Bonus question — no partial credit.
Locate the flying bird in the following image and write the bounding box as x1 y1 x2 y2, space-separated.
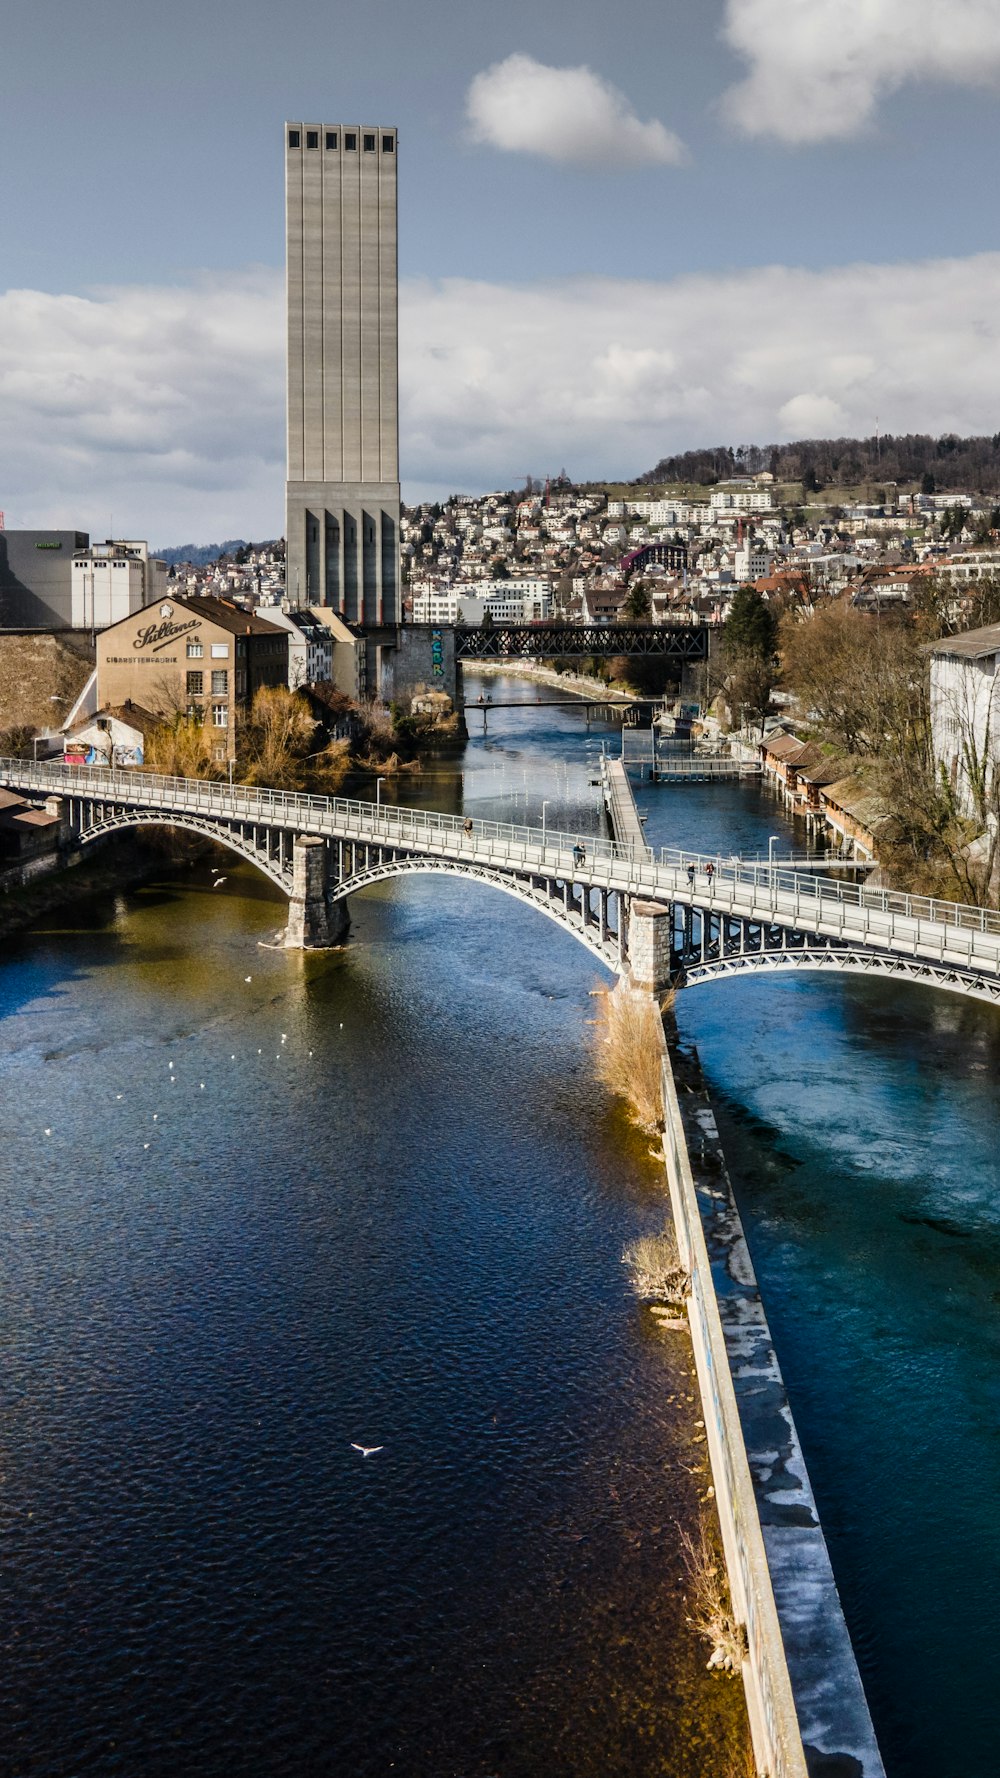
350 1443 383 1457
245 976 252 983
213 876 227 888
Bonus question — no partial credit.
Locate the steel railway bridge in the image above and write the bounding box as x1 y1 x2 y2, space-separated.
4 757 1000 1003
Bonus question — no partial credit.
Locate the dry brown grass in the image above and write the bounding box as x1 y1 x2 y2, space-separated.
592 984 664 1132
621 1225 689 1304
678 1513 748 1678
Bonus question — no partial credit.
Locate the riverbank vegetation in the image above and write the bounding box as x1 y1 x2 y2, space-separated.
777 589 1000 904
592 983 665 1132
678 1515 748 1680
622 1224 688 1305
145 685 456 797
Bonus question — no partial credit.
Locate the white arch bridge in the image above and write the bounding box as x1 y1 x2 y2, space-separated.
5 757 1000 1003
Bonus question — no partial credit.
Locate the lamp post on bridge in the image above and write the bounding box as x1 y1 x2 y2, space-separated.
541 799 549 846
768 834 779 869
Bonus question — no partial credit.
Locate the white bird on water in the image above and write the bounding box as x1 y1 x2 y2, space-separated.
350 1443 383 1457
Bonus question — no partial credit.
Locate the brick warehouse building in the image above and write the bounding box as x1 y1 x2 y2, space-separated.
96 594 288 762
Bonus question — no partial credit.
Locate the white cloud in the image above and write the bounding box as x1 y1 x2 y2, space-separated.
720 0 1000 142
465 53 686 168
0 270 284 542
4 251 1000 535
400 253 1000 489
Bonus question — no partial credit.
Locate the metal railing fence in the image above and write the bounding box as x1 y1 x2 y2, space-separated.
4 756 1000 946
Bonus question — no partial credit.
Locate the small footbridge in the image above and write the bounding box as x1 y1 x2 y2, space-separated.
4 757 1000 1004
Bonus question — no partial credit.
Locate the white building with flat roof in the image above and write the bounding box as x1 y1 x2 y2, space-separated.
71 541 168 630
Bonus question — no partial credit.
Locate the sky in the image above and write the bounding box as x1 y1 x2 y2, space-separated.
4 0 1000 542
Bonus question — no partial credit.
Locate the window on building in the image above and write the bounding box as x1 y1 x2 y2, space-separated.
306 130 319 149
326 131 337 150
288 129 300 148
186 639 203 658
382 135 394 152
186 702 203 721
345 132 357 150
211 670 228 694
212 704 228 728
363 133 375 151
210 642 228 658
236 670 247 696
186 671 203 695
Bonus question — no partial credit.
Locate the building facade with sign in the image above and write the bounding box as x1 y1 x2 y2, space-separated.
96 594 288 761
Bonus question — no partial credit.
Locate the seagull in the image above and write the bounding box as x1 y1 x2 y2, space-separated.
213 877 227 888
245 976 252 984
116 1094 123 1101
43 1128 51 1136
152 1114 158 1121
350 1444 383 1457
199 1082 205 1090
143 1142 150 1150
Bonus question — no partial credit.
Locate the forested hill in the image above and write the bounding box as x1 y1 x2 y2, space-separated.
638 433 1000 494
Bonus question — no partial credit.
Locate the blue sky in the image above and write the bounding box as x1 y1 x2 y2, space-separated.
4 0 1000 538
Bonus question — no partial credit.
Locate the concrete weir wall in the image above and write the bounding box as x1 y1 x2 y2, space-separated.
653 1013 885 1778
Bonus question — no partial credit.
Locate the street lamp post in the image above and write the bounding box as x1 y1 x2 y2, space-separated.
541 798 550 844
376 778 383 811
768 834 779 869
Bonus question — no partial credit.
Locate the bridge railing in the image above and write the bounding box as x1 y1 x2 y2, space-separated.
5 756 1000 942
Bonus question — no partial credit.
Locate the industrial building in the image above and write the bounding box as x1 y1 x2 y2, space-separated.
284 121 400 628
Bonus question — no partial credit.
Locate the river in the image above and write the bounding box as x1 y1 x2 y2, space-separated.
0 681 747 1778
4 677 997 1778
632 770 1000 1778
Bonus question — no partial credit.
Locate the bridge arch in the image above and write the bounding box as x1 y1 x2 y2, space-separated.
327 854 623 973
677 946 1000 1006
74 811 291 893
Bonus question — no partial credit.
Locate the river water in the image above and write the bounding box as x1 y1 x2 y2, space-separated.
0 681 748 1778
632 773 1000 1778
4 677 997 1778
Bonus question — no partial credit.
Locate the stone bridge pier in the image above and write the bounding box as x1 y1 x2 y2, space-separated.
283 836 349 949
627 900 673 993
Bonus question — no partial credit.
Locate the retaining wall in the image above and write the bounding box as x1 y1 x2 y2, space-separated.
654 1012 885 1778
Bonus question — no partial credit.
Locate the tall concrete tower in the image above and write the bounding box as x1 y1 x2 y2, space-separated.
285 122 399 626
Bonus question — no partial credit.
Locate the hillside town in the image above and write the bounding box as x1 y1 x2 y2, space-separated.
400 475 1000 627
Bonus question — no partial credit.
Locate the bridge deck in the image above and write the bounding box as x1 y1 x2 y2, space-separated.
601 760 651 858
4 758 1000 991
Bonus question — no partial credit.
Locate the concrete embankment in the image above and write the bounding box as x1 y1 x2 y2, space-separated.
655 1014 886 1778
0 835 193 940
464 659 632 702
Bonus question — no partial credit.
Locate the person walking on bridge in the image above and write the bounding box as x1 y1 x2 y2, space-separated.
705 861 715 887
686 863 696 888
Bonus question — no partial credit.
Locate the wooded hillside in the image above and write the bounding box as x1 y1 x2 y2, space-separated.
638 433 1000 494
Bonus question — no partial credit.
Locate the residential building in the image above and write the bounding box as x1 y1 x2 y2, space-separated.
284 121 400 626
928 624 1000 817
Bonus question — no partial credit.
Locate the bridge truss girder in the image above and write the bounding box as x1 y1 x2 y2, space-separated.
72 807 294 893
670 905 1000 1004
454 624 708 662
327 848 624 972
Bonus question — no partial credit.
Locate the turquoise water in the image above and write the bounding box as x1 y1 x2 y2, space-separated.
634 775 1000 1777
